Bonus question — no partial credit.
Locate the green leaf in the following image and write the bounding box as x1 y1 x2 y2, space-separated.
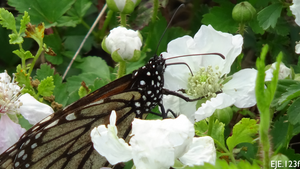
248 17 265 35
194 120 208 136
226 118 259 152
35 63 55 81
270 116 289 149
0 8 16 31
89 78 110 92
53 74 68 107
273 17 289 36
287 97 300 125
8 0 76 28
15 65 32 89
75 57 111 81
278 83 300 104
20 11 30 34
56 16 80 27
202 2 239 33
38 76 55 97
257 3 282 29
67 0 92 18
66 72 101 93
211 120 225 148
9 33 23 44
13 50 34 60
44 34 63 65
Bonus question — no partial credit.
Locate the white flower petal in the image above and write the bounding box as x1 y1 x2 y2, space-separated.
162 95 197 123
179 136 216 166
195 93 235 122
91 111 132 165
0 114 26 153
290 0 300 26
0 71 11 83
265 62 291 81
130 115 194 169
223 69 257 108
19 93 54 125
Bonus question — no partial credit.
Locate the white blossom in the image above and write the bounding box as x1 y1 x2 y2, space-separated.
265 62 291 81
290 0 300 26
0 71 53 153
102 26 142 62
161 25 257 122
91 111 216 169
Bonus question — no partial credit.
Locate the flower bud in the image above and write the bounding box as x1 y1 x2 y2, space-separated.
102 26 142 62
107 0 141 14
214 107 233 125
232 1 256 23
270 154 289 169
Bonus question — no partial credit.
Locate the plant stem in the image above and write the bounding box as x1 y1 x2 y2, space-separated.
120 13 127 27
100 9 114 39
117 61 126 78
28 43 43 76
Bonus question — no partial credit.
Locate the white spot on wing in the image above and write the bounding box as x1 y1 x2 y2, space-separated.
35 132 42 139
22 154 28 160
31 143 37 149
135 102 141 107
39 116 52 123
17 150 25 158
25 163 30 168
66 113 76 121
140 80 146 86
15 162 19 167
44 119 59 129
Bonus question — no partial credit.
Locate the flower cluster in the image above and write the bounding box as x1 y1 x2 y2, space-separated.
0 71 53 153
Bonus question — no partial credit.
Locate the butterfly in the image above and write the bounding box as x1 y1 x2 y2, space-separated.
0 53 204 169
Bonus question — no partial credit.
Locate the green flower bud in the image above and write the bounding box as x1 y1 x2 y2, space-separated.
270 154 289 169
214 107 233 125
232 1 256 23
107 0 141 14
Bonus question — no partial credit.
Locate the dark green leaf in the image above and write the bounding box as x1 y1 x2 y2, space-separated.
202 2 239 33
75 56 111 81
66 72 101 93
270 116 289 149
8 0 76 27
257 3 282 29
287 97 300 125
44 34 63 65
278 83 300 104
67 0 92 18
53 74 69 107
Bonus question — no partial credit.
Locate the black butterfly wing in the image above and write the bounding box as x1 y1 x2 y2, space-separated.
0 74 141 169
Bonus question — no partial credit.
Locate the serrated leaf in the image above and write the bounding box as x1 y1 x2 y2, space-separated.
278 83 300 104
287 97 300 125
257 3 282 29
75 57 111 81
248 17 265 35
0 8 16 31
226 118 259 152
15 65 31 89
9 33 23 44
20 11 30 34
211 120 225 147
273 17 289 36
56 16 80 27
35 64 55 81
53 74 68 107
38 76 55 97
8 0 76 28
202 2 239 33
89 78 110 92
13 50 34 60
270 116 289 149
194 120 208 136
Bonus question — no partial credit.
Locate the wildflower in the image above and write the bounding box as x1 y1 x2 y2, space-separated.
91 111 216 168
0 71 53 153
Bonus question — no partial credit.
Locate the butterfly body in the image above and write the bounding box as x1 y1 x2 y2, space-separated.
0 55 166 169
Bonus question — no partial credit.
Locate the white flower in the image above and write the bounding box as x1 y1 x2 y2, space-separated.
91 111 216 169
107 0 141 14
265 62 291 81
296 42 300 54
161 25 257 122
290 0 300 26
0 71 54 153
102 26 142 62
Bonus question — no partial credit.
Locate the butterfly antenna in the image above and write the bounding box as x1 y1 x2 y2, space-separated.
154 4 185 55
